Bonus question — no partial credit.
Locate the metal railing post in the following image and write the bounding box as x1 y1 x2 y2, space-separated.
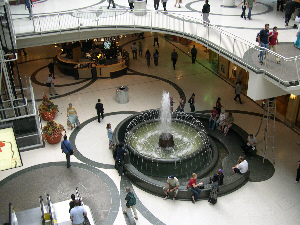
295 56 300 82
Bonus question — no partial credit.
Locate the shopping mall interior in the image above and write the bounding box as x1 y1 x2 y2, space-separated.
0 0 300 224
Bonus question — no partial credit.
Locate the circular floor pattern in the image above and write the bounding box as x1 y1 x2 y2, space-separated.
0 162 119 225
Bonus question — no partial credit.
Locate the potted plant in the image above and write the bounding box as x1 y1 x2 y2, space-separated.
42 120 65 144
38 93 58 121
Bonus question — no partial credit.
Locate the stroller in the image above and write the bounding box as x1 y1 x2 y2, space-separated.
208 174 218 205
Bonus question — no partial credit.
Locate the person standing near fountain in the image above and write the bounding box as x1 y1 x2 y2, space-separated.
163 175 179 202
106 123 114 149
179 96 185 112
188 173 203 204
116 143 127 176
188 93 195 112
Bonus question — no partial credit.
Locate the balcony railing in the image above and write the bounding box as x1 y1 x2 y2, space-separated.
10 9 300 87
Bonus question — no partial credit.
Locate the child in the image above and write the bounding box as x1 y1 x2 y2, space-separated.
106 123 113 149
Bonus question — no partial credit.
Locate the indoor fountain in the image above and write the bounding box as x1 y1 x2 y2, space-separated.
116 91 214 177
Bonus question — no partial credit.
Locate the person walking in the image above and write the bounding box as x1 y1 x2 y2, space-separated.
277 0 284 11
285 0 295 27
234 81 243 104
268 26 280 64
153 49 159 66
107 0 116 9
246 0 257 20
201 0 210 23
46 74 58 96
154 0 159 10
174 0 182 8
257 23 270 65
129 0 134 10
138 41 143 57
145 49 151 68
70 200 87 225
171 49 178 70
131 42 137 60
295 25 300 49
237 0 247 20
162 0 167 11
153 33 159 47
67 103 79 130
123 187 138 220
191 45 197 64
95 99 104 123
61 135 74 168
48 61 55 78
25 0 32 19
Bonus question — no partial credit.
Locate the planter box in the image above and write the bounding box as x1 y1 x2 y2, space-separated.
40 110 56 121
46 133 62 144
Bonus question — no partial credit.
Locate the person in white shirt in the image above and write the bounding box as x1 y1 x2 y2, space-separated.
232 156 248 174
241 134 257 156
70 200 87 225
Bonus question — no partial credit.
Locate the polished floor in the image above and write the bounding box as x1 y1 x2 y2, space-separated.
0 0 300 225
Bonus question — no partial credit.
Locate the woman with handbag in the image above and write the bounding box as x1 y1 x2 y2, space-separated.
67 103 79 130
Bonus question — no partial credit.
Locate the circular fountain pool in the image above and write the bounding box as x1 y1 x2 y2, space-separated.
114 91 214 177
128 120 204 159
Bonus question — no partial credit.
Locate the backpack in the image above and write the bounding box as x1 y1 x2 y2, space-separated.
255 32 260 42
127 193 136 206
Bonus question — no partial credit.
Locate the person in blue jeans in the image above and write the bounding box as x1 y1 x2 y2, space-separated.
247 0 257 20
257 24 270 65
188 173 203 204
209 107 218 130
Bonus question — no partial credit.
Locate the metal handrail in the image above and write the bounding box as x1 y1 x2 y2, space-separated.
10 9 300 86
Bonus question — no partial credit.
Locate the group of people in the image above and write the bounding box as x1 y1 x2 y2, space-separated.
177 93 195 112
257 24 280 65
208 97 234 136
236 0 257 20
162 170 224 204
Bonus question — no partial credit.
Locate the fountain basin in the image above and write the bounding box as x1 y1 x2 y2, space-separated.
116 110 213 177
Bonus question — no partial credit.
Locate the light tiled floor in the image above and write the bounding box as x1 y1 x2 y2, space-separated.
1 0 300 224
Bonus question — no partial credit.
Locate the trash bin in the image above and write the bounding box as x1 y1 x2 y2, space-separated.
116 86 129 104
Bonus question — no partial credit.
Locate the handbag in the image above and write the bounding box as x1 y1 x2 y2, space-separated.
76 117 80 127
83 216 91 225
46 82 51 87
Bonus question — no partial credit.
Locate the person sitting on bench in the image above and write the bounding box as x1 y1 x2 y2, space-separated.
241 134 257 156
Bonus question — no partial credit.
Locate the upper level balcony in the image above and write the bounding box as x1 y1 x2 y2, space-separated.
4 0 300 97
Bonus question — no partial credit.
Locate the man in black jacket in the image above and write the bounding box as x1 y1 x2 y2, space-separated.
285 0 295 27
95 99 104 123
